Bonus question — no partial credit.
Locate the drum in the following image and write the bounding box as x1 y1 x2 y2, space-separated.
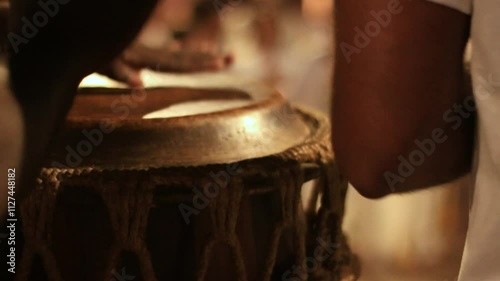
15 76 359 281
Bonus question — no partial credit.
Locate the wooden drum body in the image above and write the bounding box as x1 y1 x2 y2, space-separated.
16 76 359 281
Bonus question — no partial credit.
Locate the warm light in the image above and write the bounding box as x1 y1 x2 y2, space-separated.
302 0 332 24
143 100 252 119
79 73 125 88
242 116 258 133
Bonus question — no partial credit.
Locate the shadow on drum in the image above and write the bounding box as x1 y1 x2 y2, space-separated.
15 84 360 281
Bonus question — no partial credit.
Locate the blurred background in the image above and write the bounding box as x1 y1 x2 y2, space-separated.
82 0 472 280
205 0 470 280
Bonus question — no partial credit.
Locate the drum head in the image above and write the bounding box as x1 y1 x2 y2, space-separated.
48 73 311 169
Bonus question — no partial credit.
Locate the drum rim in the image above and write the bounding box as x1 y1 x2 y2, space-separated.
69 81 284 128
48 77 319 169
45 106 328 170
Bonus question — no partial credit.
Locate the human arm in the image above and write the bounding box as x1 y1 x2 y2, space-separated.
332 0 474 198
8 0 158 202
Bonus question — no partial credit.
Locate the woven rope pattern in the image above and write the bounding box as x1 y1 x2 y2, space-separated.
17 108 360 281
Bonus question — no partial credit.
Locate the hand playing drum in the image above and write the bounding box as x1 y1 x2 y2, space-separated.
99 0 233 87
5 0 232 209
12 77 360 281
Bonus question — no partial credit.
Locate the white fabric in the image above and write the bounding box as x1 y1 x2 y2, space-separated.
426 1 500 280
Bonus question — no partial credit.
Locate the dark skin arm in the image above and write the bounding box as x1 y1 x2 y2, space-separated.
333 0 474 198
8 0 158 202
3 0 230 216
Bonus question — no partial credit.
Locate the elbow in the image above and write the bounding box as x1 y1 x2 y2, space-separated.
348 176 392 199
334 145 396 199
341 165 393 199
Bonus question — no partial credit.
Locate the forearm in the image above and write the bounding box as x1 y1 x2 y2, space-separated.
7 0 158 200
9 66 80 201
